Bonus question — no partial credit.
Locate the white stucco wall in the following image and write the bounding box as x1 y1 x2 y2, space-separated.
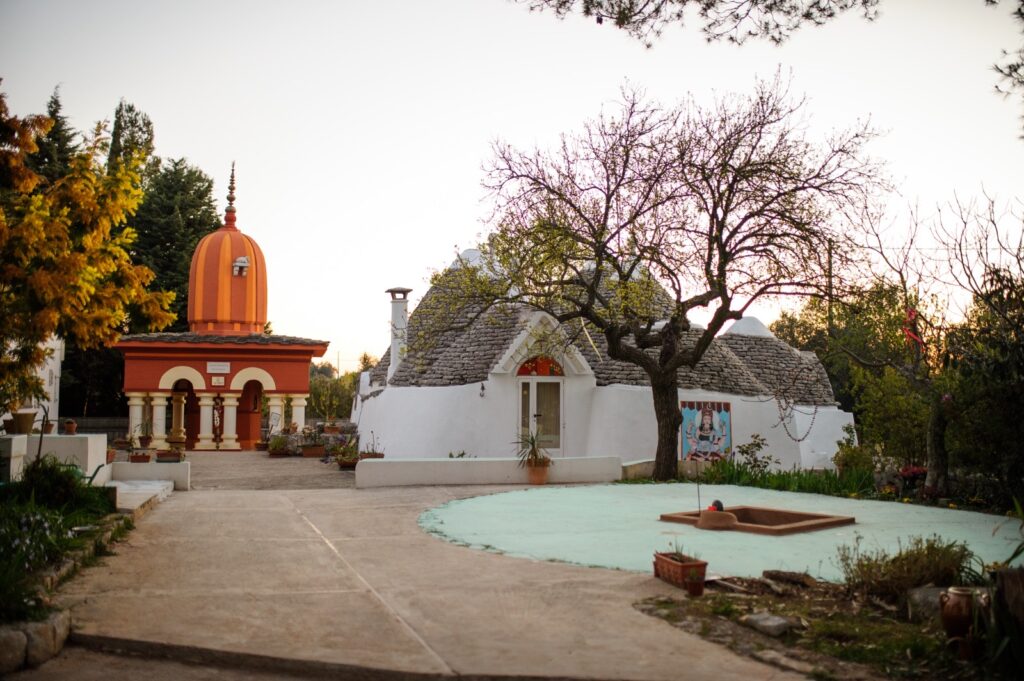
357 373 853 468
794 405 854 470
1 337 64 425
357 382 513 458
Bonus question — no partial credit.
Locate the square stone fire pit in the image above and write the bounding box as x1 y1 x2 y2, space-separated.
660 506 855 536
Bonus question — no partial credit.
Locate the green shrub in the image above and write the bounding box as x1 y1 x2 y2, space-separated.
733 434 778 474
831 423 876 474
836 534 975 604
696 458 874 497
0 455 114 517
0 500 75 622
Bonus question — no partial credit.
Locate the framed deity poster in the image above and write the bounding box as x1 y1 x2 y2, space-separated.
680 401 733 461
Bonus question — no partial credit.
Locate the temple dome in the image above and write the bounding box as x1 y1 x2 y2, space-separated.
187 166 268 335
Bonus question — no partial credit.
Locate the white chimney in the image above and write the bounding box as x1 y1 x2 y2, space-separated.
386 287 412 379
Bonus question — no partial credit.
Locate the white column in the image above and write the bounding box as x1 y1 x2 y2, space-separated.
290 395 307 430
126 392 146 444
169 393 187 448
267 395 284 436
196 392 217 450
150 393 169 450
220 394 240 450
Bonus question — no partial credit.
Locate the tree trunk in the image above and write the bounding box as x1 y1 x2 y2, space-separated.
924 393 950 497
651 376 682 481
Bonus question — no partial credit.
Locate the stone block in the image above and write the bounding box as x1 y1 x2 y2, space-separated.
51 609 70 650
22 616 57 667
740 612 793 637
0 627 27 674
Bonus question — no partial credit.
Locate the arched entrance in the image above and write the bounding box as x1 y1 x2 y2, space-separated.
171 379 199 450
236 380 264 449
516 356 564 456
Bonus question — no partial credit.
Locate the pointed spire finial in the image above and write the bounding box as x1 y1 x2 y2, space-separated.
224 162 237 228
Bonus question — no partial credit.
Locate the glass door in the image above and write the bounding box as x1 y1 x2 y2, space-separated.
519 379 562 455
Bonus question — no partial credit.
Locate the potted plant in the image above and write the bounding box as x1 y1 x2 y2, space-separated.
156 448 185 463
128 438 152 463
653 544 707 595
358 431 384 461
254 439 268 451
331 438 360 469
515 430 552 485
267 434 291 457
106 447 117 464
135 420 153 448
63 418 77 435
299 427 325 457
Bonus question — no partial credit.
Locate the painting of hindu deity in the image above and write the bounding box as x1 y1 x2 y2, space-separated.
681 401 732 461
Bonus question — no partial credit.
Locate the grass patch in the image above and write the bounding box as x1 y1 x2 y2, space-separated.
804 613 942 665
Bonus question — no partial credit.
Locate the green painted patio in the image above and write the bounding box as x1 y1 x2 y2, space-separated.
420 483 1022 581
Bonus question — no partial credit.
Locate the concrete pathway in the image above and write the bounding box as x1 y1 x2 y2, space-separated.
24 456 804 680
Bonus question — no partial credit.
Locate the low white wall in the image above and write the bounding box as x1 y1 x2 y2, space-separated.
355 456 622 488
25 434 111 485
795 405 854 470
111 461 190 491
1 434 27 482
621 458 655 480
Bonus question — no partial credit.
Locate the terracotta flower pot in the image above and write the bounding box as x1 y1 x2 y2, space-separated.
653 552 708 593
527 464 549 485
323 424 341 434
106 448 117 464
301 444 325 458
63 420 78 435
43 421 55 434
129 452 152 463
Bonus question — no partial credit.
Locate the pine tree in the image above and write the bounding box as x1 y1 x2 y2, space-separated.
27 87 79 184
130 158 220 332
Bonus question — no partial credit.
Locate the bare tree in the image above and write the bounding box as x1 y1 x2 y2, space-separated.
438 77 883 480
518 0 878 46
519 0 1024 135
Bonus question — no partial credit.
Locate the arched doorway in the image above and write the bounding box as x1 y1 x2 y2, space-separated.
516 356 564 456
236 380 264 449
171 379 199 449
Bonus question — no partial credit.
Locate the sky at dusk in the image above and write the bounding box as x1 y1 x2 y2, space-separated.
2 0 1022 371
